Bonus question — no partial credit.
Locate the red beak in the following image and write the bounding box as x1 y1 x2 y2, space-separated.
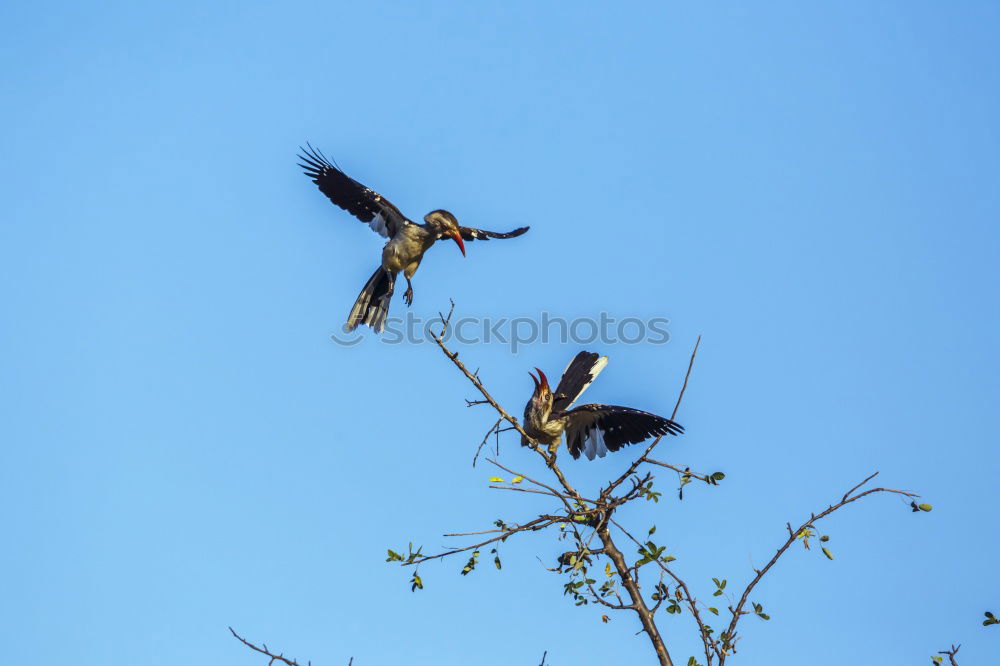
534 367 549 390
449 230 466 257
529 371 539 390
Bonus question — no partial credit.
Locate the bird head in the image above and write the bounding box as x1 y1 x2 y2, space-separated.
528 367 553 412
424 209 466 257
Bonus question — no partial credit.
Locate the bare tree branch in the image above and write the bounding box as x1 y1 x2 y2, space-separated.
230 627 340 666
938 644 960 666
717 473 919 663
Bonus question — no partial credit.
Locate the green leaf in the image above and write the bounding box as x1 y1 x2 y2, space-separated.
708 607 719 615
461 551 481 575
822 547 834 560
648 525 657 536
711 472 725 481
918 503 932 512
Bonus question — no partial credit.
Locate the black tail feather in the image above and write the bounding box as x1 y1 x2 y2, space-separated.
346 267 394 333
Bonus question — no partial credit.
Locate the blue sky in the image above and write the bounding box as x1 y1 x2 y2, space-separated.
2 1 998 664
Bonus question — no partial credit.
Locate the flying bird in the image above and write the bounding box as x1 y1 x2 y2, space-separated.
522 352 684 460
298 145 530 333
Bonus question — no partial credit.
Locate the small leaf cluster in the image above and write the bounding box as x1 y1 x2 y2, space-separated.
633 525 676 571
461 550 480 576
677 470 725 500
386 543 423 566
561 558 597 606
798 528 835 560
461 547 502 576
984 610 999 626
638 480 662 503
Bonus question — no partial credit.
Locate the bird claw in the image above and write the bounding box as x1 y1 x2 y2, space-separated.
403 286 414 307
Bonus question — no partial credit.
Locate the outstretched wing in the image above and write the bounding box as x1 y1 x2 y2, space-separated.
298 144 409 238
457 225 530 242
562 405 683 461
552 351 608 413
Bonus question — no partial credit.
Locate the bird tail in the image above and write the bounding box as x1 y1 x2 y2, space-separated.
345 267 394 333
552 351 609 411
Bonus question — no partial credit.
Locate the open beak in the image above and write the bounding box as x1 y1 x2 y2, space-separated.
449 230 466 257
533 367 549 391
529 371 539 390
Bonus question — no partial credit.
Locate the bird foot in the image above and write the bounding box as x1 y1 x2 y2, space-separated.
403 286 414 307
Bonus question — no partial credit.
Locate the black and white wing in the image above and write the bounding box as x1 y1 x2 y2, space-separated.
552 351 609 413
457 225 530 242
298 144 409 238
562 405 683 461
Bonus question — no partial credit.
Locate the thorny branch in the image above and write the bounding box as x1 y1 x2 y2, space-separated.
230 627 352 666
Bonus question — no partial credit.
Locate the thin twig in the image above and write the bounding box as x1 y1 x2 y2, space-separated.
671 335 701 421
489 485 563 499
602 336 701 501
230 627 317 666
938 644 960 666
644 460 715 483
841 471 879 502
473 418 503 467
404 516 563 565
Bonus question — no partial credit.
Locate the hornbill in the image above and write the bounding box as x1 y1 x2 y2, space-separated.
522 352 684 460
298 145 530 333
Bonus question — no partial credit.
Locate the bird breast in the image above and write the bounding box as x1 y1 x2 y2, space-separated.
382 231 428 274
523 406 565 446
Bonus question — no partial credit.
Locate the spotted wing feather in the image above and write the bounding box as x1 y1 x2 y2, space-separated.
458 225 530 241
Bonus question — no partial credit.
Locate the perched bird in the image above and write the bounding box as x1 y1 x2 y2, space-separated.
522 352 684 460
298 145 530 333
